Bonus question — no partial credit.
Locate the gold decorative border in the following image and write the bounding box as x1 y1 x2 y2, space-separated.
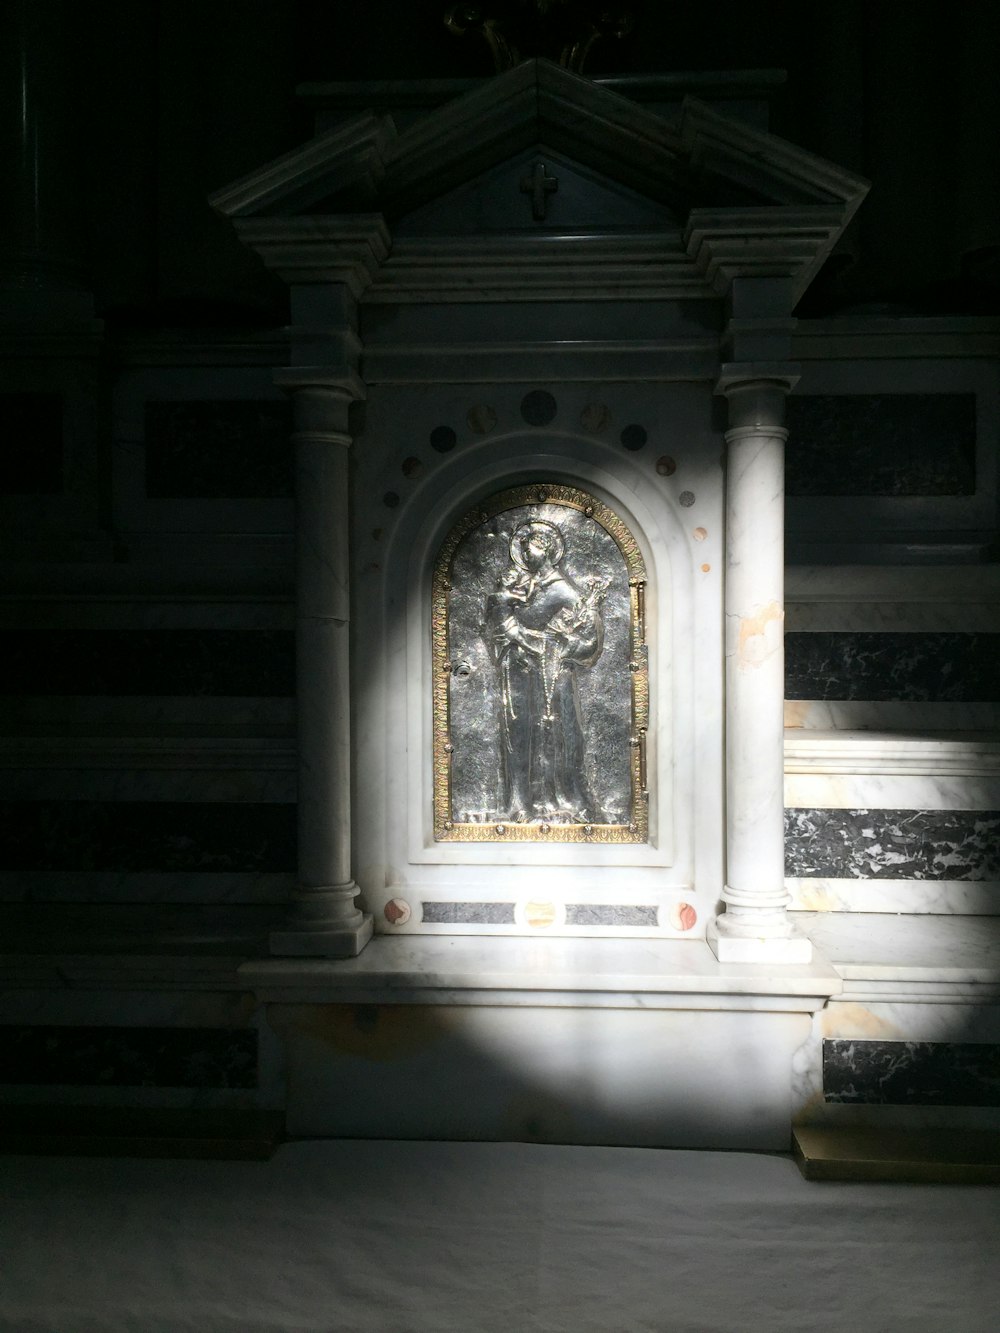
433 483 649 843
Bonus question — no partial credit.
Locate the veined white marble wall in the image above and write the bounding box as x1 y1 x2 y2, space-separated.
794 998 1000 1133
783 564 1000 915
792 914 1000 1131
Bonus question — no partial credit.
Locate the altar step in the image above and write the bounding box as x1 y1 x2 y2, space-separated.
0 1106 285 1160
793 1125 1000 1184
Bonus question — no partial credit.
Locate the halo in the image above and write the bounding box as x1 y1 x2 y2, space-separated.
509 520 565 571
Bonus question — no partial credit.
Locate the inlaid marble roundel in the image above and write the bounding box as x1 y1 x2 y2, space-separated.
430 426 457 453
620 424 647 451
432 482 649 844
520 390 558 426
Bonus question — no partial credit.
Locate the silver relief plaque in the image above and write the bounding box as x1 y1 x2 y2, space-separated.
433 484 648 842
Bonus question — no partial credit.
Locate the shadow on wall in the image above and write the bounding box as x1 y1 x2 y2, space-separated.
267 997 815 1152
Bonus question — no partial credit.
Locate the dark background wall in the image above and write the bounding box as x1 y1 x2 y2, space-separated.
4 0 999 328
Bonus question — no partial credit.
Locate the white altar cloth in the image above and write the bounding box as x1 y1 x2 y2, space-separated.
2 1140 997 1332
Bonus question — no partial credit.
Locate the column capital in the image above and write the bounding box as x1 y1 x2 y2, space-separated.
716 366 800 436
273 368 366 401
274 374 365 443
715 363 800 398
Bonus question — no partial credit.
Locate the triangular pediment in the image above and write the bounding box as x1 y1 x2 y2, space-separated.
212 59 868 302
212 59 865 224
394 147 678 237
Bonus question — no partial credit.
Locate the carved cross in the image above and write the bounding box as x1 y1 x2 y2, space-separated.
520 161 558 220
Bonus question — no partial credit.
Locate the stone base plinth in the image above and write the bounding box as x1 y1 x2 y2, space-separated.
270 914 374 958
707 915 813 964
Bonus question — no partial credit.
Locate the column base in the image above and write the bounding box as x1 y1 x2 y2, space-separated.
707 913 812 964
270 882 374 957
270 913 374 958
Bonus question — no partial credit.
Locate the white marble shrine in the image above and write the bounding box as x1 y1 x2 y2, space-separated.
207 60 890 1143
3 50 996 1162
214 60 868 964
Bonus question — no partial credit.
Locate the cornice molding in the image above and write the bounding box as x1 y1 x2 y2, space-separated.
686 206 853 301
364 231 709 302
680 97 869 214
209 113 395 218
231 216 390 293
362 337 720 384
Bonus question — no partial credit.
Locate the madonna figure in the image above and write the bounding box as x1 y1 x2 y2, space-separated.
485 519 607 822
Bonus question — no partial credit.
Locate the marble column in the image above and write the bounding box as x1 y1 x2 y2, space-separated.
708 371 811 964
270 379 373 957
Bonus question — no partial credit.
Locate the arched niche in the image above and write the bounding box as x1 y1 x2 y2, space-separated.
432 482 648 844
351 416 718 939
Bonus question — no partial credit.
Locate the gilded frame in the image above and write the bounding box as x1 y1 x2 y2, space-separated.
432 483 649 843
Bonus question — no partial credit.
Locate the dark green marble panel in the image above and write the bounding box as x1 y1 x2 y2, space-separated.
824 1040 1000 1106
786 394 976 496
785 632 1000 702
145 400 293 498
785 808 1000 880
0 801 296 872
0 629 294 696
0 393 64 495
0 1025 257 1088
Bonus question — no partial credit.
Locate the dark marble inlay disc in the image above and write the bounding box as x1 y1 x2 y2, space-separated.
520 391 557 426
430 426 457 453
620 424 647 451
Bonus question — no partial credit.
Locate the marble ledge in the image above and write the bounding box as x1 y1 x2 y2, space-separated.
0 953 254 992
830 980 1000 1004
785 565 1000 604
798 912 1000 985
238 936 842 1010
783 730 1000 777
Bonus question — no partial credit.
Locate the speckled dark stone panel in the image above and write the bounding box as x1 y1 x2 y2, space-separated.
824 1039 1000 1106
420 902 516 924
785 394 976 496
145 401 293 498
785 633 1000 702
785 808 1000 880
0 802 296 872
565 905 658 926
0 393 63 495
0 629 294 695
0 1025 257 1088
